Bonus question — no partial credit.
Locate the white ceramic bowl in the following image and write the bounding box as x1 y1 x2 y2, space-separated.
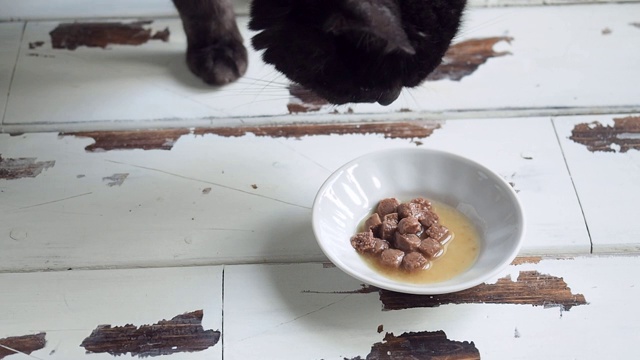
312 148 525 294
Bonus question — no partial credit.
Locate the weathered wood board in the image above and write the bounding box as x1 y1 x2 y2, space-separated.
553 114 640 253
0 266 223 359
2 4 640 132
0 2 638 360
0 256 637 359
0 114 592 271
1 0 638 20
223 256 640 360
0 23 22 121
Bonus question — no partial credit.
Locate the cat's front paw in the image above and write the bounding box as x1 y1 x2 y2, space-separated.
186 39 248 85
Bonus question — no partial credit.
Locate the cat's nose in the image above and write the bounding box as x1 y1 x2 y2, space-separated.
376 86 402 106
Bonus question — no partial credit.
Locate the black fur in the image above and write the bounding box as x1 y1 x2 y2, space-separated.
174 0 467 105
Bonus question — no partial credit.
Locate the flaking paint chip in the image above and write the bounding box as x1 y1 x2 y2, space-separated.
0 155 55 180
103 173 129 187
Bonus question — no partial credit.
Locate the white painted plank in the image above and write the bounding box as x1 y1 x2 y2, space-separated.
0 22 22 125
412 117 590 255
0 266 223 359
3 4 640 132
553 114 640 253
223 256 640 360
3 17 286 128
0 115 589 272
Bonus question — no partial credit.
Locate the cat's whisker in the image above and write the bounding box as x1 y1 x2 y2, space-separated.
400 87 419 111
218 87 288 93
228 96 293 110
238 76 290 86
455 11 513 39
0 344 46 360
242 74 291 103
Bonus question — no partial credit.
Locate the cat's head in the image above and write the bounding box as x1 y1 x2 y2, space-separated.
249 0 466 105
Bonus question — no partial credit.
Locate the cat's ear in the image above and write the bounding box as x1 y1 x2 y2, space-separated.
323 0 415 55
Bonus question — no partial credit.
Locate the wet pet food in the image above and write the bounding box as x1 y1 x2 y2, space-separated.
351 197 451 272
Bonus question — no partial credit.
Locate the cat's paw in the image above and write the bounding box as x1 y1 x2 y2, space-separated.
186 39 248 85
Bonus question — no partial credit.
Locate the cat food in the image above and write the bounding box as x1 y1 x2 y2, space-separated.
350 197 453 272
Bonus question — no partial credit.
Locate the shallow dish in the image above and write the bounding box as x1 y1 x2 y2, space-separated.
312 148 525 294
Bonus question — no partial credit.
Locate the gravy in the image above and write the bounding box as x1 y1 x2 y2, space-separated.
361 200 480 284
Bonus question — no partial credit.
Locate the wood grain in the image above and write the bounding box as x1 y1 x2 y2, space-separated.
64 129 190 152
49 21 169 50
570 115 640 153
0 333 46 360
80 310 220 358
346 331 480 360
376 271 587 310
427 37 512 81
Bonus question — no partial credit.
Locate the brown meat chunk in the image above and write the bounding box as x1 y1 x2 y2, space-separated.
397 217 422 235
397 200 431 221
411 197 432 209
380 213 399 241
350 231 376 254
418 237 443 258
419 209 440 229
376 198 400 218
383 213 398 222
379 249 405 268
426 224 451 243
369 239 390 254
364 213 382 236
394 233 421 253
402 252 429 271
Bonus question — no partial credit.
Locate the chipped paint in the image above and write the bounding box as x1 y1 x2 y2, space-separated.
103 173 129 187
63 129 190 152
287 37 513 109
344 331 479 360
0 333 46 360
0 155 55 180
50 21 169 50
80 310 219 358
26 53 55 58
427 36 513 81
511 256 543 265
195 121 441 140
631 22 640 29
377 271 587 311
62 123 440 153
570 116 640 153
28 41 44 49
602 27 612 35
319 270 586 310
287 84 329 113
202 187 212 195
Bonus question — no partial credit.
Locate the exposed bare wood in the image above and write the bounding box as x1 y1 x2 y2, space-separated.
49 21 169 50
376 271 588 310
0 333 46 360
80 310 220 358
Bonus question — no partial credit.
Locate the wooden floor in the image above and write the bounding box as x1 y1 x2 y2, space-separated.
1 2 640 359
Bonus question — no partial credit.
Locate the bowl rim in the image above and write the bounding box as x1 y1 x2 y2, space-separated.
311 147 526 295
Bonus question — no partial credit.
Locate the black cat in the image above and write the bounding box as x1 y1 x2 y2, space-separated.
173 0 467 105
